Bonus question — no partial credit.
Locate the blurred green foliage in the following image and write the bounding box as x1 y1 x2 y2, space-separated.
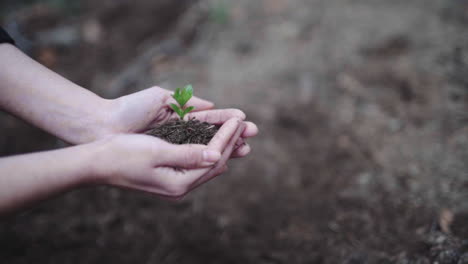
209 0 230 25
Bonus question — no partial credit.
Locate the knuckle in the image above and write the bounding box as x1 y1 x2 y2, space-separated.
226 116 242 128
232 109 246 120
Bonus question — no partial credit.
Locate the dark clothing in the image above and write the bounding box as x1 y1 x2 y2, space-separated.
0 27 15 45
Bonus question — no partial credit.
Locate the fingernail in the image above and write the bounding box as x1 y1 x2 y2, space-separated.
203 150 221 163
239 144 251 156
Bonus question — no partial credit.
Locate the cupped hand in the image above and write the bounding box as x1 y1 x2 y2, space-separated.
103 86 258 157
90 117 245 199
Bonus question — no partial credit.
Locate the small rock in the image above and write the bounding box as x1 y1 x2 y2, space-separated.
458 253 468 264
434 249 460 264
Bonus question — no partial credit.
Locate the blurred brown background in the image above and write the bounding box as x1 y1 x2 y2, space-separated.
1 0 467 263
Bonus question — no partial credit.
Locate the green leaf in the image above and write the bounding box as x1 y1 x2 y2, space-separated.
183 106 195 117
170 103 184 119
172 88 181 105
175 84 193 107
170 84 195 119
185 84 193 96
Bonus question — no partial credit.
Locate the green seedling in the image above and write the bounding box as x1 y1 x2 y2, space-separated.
170 84 195 120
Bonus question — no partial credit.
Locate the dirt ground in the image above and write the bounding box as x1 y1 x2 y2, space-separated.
0 0 467 263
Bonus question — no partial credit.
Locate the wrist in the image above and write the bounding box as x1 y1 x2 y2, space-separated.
69 96 116 144
79 137 115 185
89 97 116 141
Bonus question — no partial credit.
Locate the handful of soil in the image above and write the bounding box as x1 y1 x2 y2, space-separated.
146 118 219 145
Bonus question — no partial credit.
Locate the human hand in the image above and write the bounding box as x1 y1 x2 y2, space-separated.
89 117 245 199
0 45 257 154
102 86 258 158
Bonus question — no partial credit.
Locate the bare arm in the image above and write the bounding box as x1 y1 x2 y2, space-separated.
0 143 94 215
0 44 258 151
0 42 257 214
0 43 112 144
0 118 244 215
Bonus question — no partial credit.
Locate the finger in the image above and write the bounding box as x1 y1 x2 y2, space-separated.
153 118 245 194
208 117 243 152
186 109 246 124
115 87 173 131
241 121 258 138
166 120 245 189
231 143 251 158
230 137 246 156
125 87 167 105
186 110 256 138
181 164 228 182
156 165 228 201
156 143 221 169
190 121 245 188
166 95 214 111
219 165 228 174
234 137 245 148
190 96 215 111
208 165 228 179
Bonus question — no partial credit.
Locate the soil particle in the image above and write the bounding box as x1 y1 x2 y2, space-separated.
458 253 468 264
145 118 219 145
425 229 468 264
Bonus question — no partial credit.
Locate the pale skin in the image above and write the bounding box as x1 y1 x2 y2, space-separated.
0 43 258 215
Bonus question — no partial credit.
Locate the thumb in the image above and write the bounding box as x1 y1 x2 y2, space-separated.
157 144 221 169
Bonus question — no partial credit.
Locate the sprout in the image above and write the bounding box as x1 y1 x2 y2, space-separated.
170 84 195 120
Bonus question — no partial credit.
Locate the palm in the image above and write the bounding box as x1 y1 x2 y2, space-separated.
108 87 258 157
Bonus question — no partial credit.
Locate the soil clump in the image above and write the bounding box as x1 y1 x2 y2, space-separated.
146 119 219 145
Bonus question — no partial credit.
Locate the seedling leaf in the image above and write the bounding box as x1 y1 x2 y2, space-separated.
183 106 195 117
170 85 196 119
182 84 193 107
170 103 184 118
172 84 193 108
174 87 181 99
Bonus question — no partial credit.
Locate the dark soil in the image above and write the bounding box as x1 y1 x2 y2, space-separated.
146 119 219 145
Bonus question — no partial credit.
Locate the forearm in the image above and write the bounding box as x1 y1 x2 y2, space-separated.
0 144 95 215
0 44 112 144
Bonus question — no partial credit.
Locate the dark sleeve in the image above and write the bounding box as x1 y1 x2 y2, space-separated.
0 27 15 45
